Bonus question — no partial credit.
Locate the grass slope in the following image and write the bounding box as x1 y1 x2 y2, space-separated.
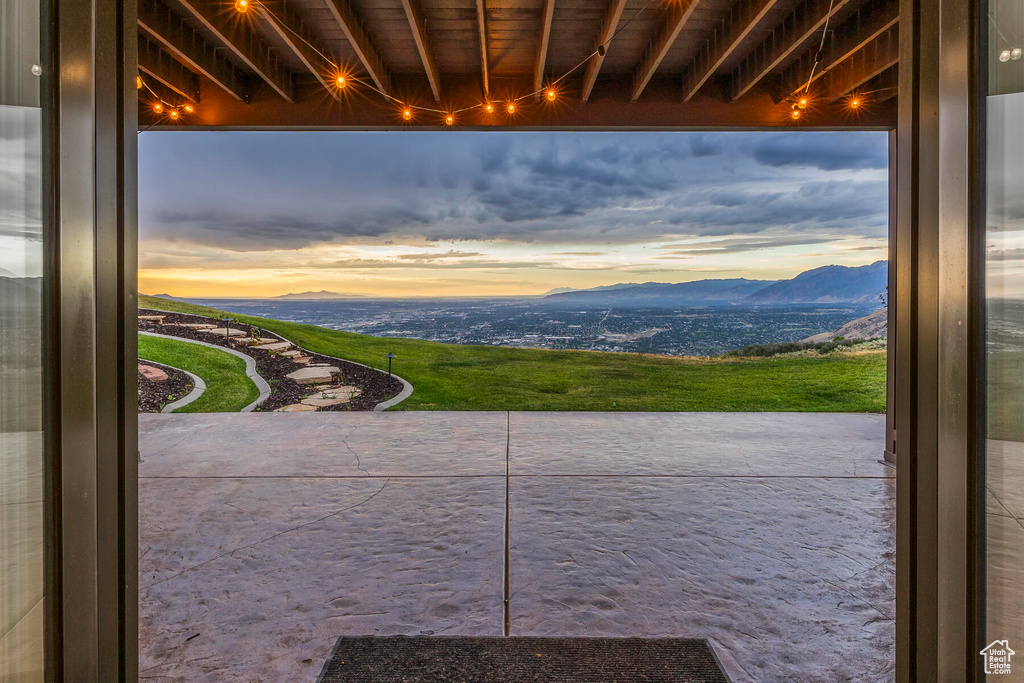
140 295 886 413
138 333 259 412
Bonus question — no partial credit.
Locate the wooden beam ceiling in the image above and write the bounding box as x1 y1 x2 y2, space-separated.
631 0 703 101
813 22 898 102
324 0 392 95
137 34 200 102
257 0 341 101
777 0 898 98
174 0 295 102
137 0 250 101
401 0 442 102
476 0 489 98
683 0 782 102
729 0 859 102
533 0 556 100
580 0 628 102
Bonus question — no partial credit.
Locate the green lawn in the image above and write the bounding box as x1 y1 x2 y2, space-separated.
140 295 886 413
138 333 259 413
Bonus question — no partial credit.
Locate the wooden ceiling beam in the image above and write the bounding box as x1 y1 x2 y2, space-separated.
324 0 391 95
173 0 295 102
137 34 200 102
257 0 340 101
631 0 703 101
729 0 860 101
476 0 489 98
137 0 250 102
682 0 782 102
813 23 898 102
533 0 556 100
778 0 898 98
580 0 628 102
401 0 442 102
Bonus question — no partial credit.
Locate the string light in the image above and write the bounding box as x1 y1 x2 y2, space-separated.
234 0 248 12
791 110 801 120
849 97 860 109
445 114 454 126
403 108 412 121
506 102 516 114
546 89 557 101
485 103 494 113
169 110 180 120
797 97 809 110
184 104 194 114
336 75 346 88
153 102 163 114
136 76 143 89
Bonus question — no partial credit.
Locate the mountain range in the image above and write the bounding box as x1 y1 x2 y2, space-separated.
544 261 887 306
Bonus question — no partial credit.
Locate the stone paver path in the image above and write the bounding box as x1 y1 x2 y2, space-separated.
138 412 894 682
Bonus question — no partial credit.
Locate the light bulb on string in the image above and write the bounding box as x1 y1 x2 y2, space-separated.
1013 48 1023 61
484 102 494 114
445 113 454 126
169 110 180 120
184 104 194 114
849 97 860 109
791 109 801 120
153 102 163 114
402 108 412 121
136 76 143 89
336 75 346 88
797 97 809 110
546 89 557 102
1000 49 1012 62
506 102 516 114
234 0 249 12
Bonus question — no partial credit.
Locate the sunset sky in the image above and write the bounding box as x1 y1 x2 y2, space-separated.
138 131 890 298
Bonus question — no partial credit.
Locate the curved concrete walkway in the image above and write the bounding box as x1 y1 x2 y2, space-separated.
139 331 270 412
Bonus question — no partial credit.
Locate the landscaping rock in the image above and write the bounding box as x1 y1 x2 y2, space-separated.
280 350 303 358
138 364 169 382
286 367 337 384
249 341 292 351
138 315 165 323
205 328 247 337
274 403 318 412
300 386 360 407
177 323 217 330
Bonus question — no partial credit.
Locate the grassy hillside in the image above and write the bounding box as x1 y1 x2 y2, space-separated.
139 295 886 413
139 334 259 412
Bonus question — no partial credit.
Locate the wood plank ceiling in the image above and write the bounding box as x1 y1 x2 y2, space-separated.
137 0 900 129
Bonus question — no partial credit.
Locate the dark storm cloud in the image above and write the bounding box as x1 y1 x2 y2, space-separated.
139 131 890 251
751 135 888 170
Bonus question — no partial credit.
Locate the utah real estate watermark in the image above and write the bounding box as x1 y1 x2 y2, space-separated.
981 640 1015 675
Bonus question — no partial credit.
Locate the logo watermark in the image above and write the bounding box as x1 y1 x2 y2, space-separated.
981 640 1015 675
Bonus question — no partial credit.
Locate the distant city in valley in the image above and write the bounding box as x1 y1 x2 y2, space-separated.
156 261 888 357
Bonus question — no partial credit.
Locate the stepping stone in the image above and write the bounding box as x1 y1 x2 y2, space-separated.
204 328 247 337
138 364 168 381
280 350 303 358
177 323 217 330
291 356 312 364
300 387 360 407
138 315 165 323
274 403 318 412
286 367 337 384
307 364 341 374
249 341 292 352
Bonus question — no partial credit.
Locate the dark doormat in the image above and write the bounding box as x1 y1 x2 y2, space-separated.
316 636 731 682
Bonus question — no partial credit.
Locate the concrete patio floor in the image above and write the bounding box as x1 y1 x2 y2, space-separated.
138 411 895 682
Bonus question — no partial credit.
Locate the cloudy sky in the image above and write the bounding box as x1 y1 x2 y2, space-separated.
138 130 890 298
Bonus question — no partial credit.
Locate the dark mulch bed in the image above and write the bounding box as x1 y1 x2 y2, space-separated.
138 308 403 412
138 361 194 413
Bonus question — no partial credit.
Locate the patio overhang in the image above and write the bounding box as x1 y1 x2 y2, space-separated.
136 0 900 130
